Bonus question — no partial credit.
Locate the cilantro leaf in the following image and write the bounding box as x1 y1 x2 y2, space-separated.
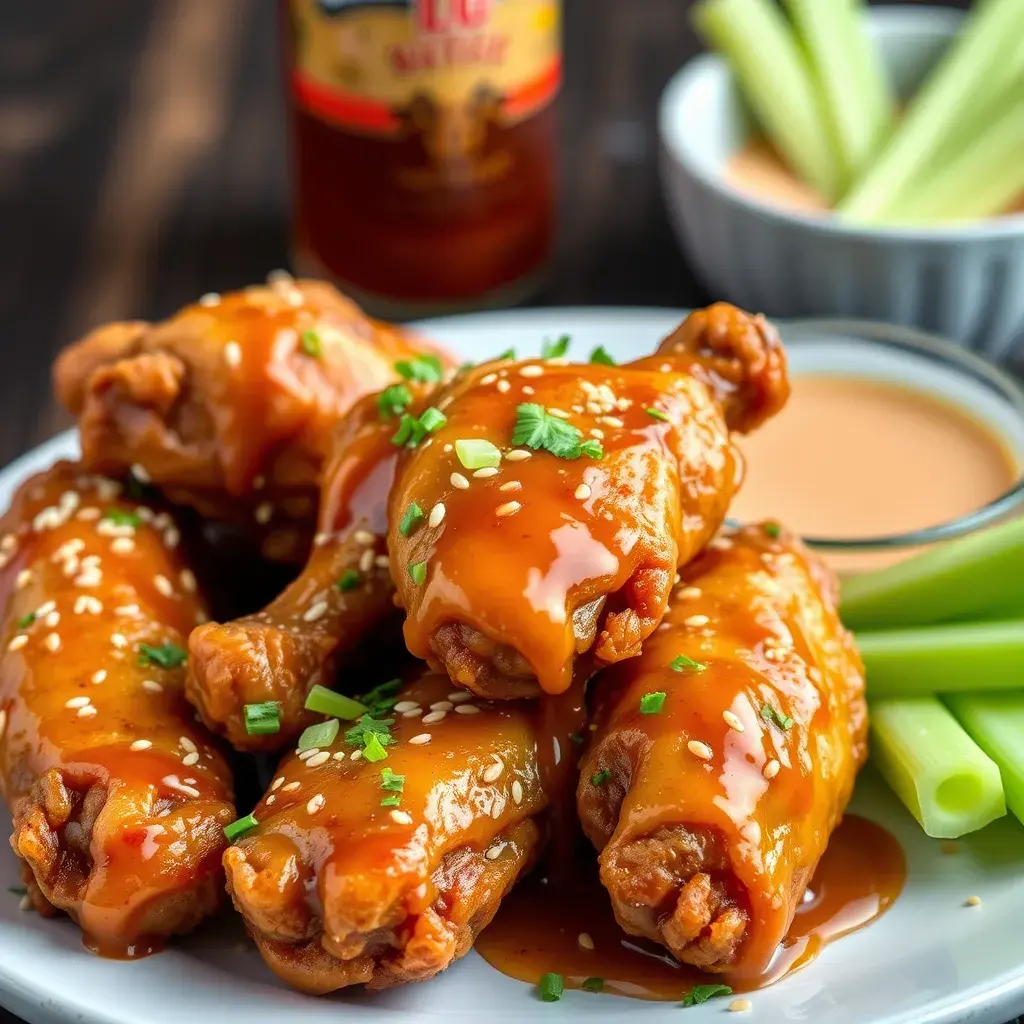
671 654 706 673
344 715 396 748
639 691 666 715
541 334 571 359
511 404 603 461
589 346 616 366
682 984 732 1007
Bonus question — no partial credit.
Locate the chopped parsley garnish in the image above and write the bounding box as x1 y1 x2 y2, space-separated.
582 977 604 993
455 438 501 470
363 733 389 762
541 334 571 359
300 329 322 358
377 383 413 420
761 704 794 731
138 642 187 669
344 715 396 749
495 347 516 361
392 408 447 448
335 569 361 592
646 407 669 422
224 813 259 844
591 768 611 786
538 973 564 1002
380 767 405 793
671 654 706 673
589 345 616 366
399 502 426 537
244 702 281 736
511 403 605 461
298 718 340 751
409 561 427 585
305 684 367 720
395 353 444 384
103 508 141 527
639 691 666 715
764 522 782 538
16 612 35 629
682 984 733 1007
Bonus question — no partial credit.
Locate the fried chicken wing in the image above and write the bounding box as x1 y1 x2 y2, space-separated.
224 672 548 993
577 524 867 977
54 276 446 562
185 386 430 751
388 303 788 698
0 462 234 956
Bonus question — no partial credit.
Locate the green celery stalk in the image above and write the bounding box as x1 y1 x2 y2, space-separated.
780 0 893 191
840 517 1024 632
870 696 1005 838
839 0 1024 222
692 0 839 201
946 691 1024 826
888 91 1024 222
858 622 1024 696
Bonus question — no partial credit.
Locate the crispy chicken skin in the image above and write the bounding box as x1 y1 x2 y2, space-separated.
388 303 789 699
224 672 548 993
186 387 430 751
0 462 234 956
577 524 867 977
54 276 445 562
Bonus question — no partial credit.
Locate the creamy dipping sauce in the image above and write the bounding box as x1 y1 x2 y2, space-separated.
726 138 1024 217
730 375 1019 569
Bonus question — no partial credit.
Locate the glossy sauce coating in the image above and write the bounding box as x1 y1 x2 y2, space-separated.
388 304 787 699
0 462 234 957
577 524 867 977
54 276 445 561
225 672 549 992
475 815 905 1000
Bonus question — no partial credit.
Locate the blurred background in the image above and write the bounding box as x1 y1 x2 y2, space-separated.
0 0 982 469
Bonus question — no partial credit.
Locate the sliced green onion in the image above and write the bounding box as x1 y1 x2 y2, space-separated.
399 502 426 537
244 702 281 736
224 813 259 844
104 508 141 528
582 977 604 993
671 654 706 672
304 684 367 720
380 794 401 807
645 407 669 422
409 562 427 586
639 691 666 715
377 383 413 420
455 438 501 470
363 733 388 762
591 768 611 786
538 973 564 1002
298 718 340 751
138 642 187 669
300 329 322 358
870 696 1005 838
419 407 447 433
16 612 35 629
763 522 781 538
395 353 444 384
335 569 360 593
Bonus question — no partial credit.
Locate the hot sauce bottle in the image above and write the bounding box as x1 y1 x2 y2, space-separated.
283 0 561 317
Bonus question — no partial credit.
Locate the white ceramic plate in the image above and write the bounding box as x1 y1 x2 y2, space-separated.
3 307 1024 1024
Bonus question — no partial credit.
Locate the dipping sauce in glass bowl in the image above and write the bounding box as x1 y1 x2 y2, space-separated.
728 321 1024 573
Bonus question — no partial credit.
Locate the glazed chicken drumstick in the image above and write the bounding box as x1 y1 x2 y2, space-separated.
577 523 867 977
54 276 447 562
0 462 234 957
388 303 789 699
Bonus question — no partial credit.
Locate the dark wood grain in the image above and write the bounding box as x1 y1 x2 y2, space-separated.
4 2 1010 1023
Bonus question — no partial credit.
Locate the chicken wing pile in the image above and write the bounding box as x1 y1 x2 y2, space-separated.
0 277 868 998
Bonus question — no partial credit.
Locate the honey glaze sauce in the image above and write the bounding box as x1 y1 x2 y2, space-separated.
475 815 905 1001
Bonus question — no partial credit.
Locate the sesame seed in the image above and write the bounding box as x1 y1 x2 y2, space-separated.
297 747 319 761
448 691 473 703
180 736 197 753
473 467 499 479
182 752 200 767
684 614 710 628
495 501 521 517
303 600 329 623
577 932 595 950
409 733 431 745
454 704 480 715
443 444 453 453
763 759 781 779
353 530 375 547
710 537 734 551
589 428 604 439
574 483 592 501
36 601 56 617
677 586 702 600
19 895 32 912
130 740 152 751
81 555 101 570
374 554 390 569
482 761 503 783
966 895 982 907
154 575 174 598
350 749 363 761
163 527 180 549
180 570 197 593
75 596 103 615
430 701 454 712
480 373 497 385
332 751 346 761
7 635 27 652
74 567 103 588
15 569 31 589
0 534 15 554
76 507 101 521
65 696 91 709
43 611 60 628
271 777 284 791
110 633 127 649
254 502 274 525
44 633 61 652
511 780 524 804
496 379 511 393
265 795 276 806
429 503 446 528
504 449 532 462
394 701 420 713
114 604 139 617
224 341 242 367
32 507 63 532
282 781 300 792
519 365 544 377
450 472 470 490
161 776 199 799
402 708 423 718
422 710 447 724
499 480 522 492
485 845 502 860
548 408 571 420
359 548 375 573
687 740 713 761
390 809 413 825
131 463 151 484
306 794 325 815
305 751 331 768
198 292 220 306
722 710 745 732
142 680 163 694
728 998 753 1013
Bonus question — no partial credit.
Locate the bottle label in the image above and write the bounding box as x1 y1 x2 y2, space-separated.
290 0 561 137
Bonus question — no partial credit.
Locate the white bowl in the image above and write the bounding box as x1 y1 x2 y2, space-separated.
658 6 1024 361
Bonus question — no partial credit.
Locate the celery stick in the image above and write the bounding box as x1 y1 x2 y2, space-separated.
890 92 1024 222
781 0 893 190
858 622 1024 696
839 0 1024 222
692 0 839 201
870 696 1005 838
840 517 1024 632
947 692 1024 825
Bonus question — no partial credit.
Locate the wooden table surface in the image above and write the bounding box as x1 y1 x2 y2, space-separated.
6 2 1015 1023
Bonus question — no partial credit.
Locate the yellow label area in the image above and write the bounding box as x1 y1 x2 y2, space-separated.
291 0 561 132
